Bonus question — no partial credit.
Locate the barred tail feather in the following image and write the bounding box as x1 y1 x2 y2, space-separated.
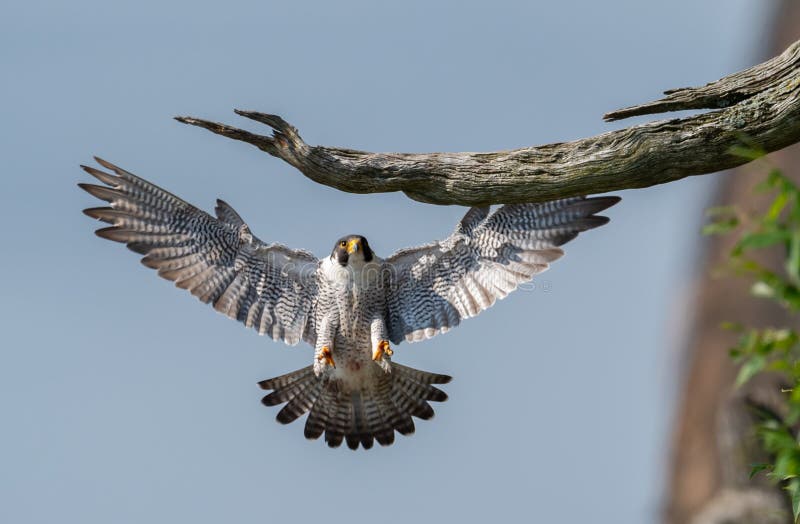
258 364 451 450
258 367 322 424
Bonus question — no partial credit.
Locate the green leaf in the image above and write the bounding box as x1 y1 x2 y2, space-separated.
729 144 766 161
788 477 800 521
765 191 790 223
736 354 766 387
769 360 791 373
702 206 740 236
733 229 790 256
768 328 798 351
755 168 792 192
788 229 800 284
758 423 795 453
750 462 772 479
702 219 738 236
787 402 800 426
742 329 760 354
736 259 768 274
772 449 800 480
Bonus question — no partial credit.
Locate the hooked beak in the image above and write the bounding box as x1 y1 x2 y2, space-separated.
346 238 360 254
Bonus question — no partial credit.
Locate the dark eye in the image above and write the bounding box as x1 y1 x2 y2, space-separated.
340 241 347 247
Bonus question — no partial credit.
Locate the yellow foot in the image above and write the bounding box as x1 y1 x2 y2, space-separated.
317 346 335 368
372 340 394 361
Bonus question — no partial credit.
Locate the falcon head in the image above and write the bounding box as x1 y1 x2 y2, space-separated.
331 235 374 267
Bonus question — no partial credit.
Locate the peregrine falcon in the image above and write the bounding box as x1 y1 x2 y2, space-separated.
79 158 619 449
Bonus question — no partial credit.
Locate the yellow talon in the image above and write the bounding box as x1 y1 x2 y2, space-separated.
317 346 335 368
373 340 393 361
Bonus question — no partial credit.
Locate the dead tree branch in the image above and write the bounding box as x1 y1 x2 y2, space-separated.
176 40 800 206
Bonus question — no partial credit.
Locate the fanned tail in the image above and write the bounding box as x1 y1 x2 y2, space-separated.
258 363 451 450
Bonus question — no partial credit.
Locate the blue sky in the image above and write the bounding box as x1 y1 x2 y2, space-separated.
1 1 769 522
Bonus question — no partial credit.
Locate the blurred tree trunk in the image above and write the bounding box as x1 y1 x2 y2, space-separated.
665 3 800 523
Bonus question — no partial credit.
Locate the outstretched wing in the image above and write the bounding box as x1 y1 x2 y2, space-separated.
384 196 620 344
79 158 320 346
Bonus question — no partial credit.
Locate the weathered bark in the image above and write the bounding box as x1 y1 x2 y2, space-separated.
177 39 800 206
665 4 800 523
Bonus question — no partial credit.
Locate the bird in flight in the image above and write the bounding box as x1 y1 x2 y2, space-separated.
80 157 619 450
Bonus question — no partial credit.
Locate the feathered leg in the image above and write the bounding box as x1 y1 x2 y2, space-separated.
370 316 392 372
314 315 338 376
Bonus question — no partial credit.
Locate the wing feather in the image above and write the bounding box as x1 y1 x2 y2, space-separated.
79 158 320 346
384 196 619 344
